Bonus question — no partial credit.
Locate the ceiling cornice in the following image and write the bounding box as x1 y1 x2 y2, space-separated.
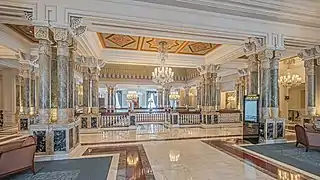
101 49 205 68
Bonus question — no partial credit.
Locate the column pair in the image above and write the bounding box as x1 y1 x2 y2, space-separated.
106 85 116 112
298 48 319 117
258 49 281 119
184 86 190 107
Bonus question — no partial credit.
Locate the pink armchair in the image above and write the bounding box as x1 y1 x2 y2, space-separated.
295 125 320 152
0 136 37 178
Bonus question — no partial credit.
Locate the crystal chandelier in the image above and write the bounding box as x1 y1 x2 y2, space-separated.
279 59 302 88
127 91 138 101
152 41 174 86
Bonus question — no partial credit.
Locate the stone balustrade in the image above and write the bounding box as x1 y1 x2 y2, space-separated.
135 112 167 123
100 113 130 128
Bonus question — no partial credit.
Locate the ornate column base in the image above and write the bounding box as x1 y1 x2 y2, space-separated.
38 109 51 124
307 106 316 117
270 107 279 119
262 107 270 120
57 108 69 124
29 120 81 155
263 118 286 143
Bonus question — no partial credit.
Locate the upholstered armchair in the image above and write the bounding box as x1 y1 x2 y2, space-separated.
0 136 37 178
295 125 320 152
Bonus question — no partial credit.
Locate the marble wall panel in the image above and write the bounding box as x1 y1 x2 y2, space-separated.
276 121 284 138
91 117 97 128
266 122 274 140
20 118 28 130
81 117 88 128
54 130 66 152
33 130 46 153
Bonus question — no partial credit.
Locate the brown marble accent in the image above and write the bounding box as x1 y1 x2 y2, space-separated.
82 144 155 180
202 139 314 180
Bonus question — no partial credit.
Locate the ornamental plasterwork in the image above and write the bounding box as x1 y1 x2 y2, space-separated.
196 64 220 75
53 28 69 42
69 16 87 36
98 33 220 56
99 64 196 82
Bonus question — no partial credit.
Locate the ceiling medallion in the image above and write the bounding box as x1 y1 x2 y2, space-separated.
152 41 174 86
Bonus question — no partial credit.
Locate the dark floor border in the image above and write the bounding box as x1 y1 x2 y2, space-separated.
202 140 316 180
82 144 155 180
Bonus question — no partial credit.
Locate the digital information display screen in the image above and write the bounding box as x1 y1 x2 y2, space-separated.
244 95 259 123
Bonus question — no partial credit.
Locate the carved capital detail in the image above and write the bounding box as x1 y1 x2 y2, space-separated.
69 16 87 36
238 68 248 77
54 28 69 42
38 40 51 56
34 26 50 40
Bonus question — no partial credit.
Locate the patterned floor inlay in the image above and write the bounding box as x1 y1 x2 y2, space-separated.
82 144 155 180
202 139 316 180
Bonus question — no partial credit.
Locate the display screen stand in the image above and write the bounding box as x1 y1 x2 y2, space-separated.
243 95 260 144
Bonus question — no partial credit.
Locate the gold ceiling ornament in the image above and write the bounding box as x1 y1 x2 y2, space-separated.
152 41 174 86
279 58 302 88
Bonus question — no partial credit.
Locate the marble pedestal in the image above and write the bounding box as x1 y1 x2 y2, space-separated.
80 114 100 128
263 118 286 143
29 119 80 155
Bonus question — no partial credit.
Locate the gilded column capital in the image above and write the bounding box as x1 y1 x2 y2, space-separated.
34 26 54 41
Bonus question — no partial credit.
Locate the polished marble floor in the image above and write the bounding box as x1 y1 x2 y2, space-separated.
81 123 243 145
32 133 320 180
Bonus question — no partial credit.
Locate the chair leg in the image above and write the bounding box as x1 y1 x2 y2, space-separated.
31 165 36 175
305 147 309 152
295 142 299 147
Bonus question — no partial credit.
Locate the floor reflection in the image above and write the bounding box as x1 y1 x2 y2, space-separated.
82 145 155 180
202 139 313 180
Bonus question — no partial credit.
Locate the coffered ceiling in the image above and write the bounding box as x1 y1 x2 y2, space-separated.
98 33 220 56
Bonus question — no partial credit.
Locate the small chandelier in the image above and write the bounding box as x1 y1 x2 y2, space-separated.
152 41 174 86
127 91 138 101
169 91 180 100
279 58 302 88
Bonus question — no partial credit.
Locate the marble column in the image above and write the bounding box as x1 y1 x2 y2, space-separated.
107 85 116 112
157 88 164 108
30 70 36 115
68 42 76 120
304 59 317 116
20 65 31 115
270 51 281 118
82 67 90 114
51 47 58 111
163 86 171 108
215 76 221 110
54 28 69 124
35 26 52 124
258 49 273 119
247 54 259 95
184 86 190 107
90 67 100 114
16 75 22 116
196 84 201 108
